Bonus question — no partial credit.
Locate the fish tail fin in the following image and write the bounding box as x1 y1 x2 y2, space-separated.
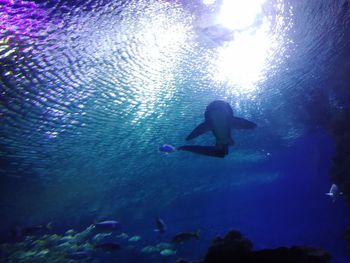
46 222 53 230
178 145 227 158
196 230 201 238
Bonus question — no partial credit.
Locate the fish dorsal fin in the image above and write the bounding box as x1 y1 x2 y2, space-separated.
186 121 211 141
231 117 257 129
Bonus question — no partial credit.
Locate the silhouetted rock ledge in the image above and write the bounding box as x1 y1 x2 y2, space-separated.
200 230 331 263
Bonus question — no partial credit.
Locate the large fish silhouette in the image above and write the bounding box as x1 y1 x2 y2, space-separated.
178 100 256 158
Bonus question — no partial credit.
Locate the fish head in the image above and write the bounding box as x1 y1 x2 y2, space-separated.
205 100 234 124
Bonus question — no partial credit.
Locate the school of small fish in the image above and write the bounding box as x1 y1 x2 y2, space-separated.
0 217 200 262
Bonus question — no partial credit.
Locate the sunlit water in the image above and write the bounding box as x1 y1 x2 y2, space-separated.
1 0 350 262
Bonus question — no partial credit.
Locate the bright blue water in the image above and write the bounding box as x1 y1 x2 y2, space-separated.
1 0 350 262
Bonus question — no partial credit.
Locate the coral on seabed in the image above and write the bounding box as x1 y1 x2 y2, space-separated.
202 230 331 263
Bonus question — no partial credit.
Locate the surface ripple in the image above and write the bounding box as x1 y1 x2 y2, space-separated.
1 0 349 223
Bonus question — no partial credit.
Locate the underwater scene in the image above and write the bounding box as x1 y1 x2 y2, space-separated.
1 0 350 262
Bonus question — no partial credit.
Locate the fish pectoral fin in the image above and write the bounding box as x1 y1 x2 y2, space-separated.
186 121 211 140
231 117 257 129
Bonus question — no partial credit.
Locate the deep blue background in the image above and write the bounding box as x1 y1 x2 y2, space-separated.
1 0 350 262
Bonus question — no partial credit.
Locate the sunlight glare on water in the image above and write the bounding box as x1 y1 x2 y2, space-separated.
217 0 266 30
208 0 292 95
129 10 191 123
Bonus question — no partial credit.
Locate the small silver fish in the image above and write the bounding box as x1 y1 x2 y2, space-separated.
154 216 166 234
160 248 177 256
116 232 128 239
141 245 159 253
94 220 120 232
325 184 343 202
128 235 141 242
92 232 112 242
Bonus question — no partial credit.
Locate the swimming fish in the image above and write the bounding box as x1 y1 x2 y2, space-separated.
116 232 128 239
64 229 76 235
94 220 120 232
92 232 112 243
156 242 174 250
159 144 176 153
154 216 166 234
171 230 200 244
325 183 343 202
160 248 177 256
141 245 159 253
59 235 75 243
128 235 141 242
36 249 49 257
178 100 256 158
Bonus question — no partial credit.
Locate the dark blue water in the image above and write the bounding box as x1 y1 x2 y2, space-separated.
1 0 350 262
